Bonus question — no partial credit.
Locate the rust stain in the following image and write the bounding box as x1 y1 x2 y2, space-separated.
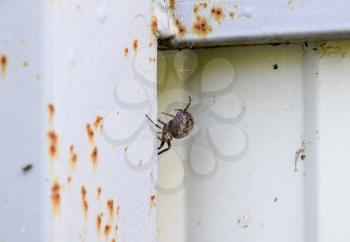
132 39 138 53
81 186 88 218
148 57 156 63
107 200 114 216
48 103 55 123
22 60 28 67
151 15 158 36
86 123 95 143
69 145 78 170
193 4 199 14
200 2 207 8
104 225 111 239
67 176 72 183
175 18 186 38
48 130 58 160
229 11 235 18
97 186 102 200
150 194 156 207
210 6 225 23
193 16 212 37
111 239 116 242
91 146 98 170
96 212 103 235
0 54 7 80
93 115 104 130
124 47 129 59
51 181 60 215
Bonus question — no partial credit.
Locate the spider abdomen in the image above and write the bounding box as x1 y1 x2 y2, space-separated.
170 111 194 139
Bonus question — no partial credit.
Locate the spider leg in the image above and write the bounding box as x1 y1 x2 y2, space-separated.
184 96 191 112
146 114 162 129
158 141 171 155
158 140 165 150
161 112 176 118
157 119 166 125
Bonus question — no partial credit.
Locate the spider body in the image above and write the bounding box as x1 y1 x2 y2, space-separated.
146 96 194 155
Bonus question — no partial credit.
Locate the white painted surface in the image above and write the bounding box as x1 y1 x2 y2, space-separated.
162 0 350 47
0 1 157 242
158 41 350 242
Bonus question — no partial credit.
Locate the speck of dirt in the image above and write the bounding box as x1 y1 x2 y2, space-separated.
22 61 28 67
273 64 278 70
229 11 235 18
274 197 278 202
22 164 33 173
150 194 156 207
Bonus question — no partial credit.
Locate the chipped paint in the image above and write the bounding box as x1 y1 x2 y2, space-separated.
0 54 7 79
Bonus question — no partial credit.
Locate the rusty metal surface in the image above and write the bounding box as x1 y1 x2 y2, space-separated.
0 0 157 242
160 0 350 48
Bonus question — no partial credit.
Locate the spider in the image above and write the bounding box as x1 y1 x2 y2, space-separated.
146 96 194 155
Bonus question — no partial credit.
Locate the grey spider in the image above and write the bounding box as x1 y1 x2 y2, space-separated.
146 96 194 155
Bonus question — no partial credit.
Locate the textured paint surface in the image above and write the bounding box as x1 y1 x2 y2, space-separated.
158 42 350 242
0 0 157 242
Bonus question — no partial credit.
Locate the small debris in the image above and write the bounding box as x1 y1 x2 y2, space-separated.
273 64 278 70
294 140 306 172
274 197 278 203
22 164 33 173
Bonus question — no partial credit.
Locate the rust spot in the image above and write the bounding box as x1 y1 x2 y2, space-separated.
193 4 199 14
150 194 156 207
124 48 129 59
0 54 7 80
107 199 114 212
81 186 88 218
91 146 98 169
132 39 138 53
48 130 58 159
69 145 78 170
93 115 104 130
151 15 158 36
86 123 94 143
104 225 111 239
210 6 225 23
175 18 186 38
193 16 212 37
51 181 60 215
22 61 28 67
96 212 103 235
97 186 102 200
200 2 207 8
48 103 55 122
229 11 235 18
111 239 116 242
148 57 156 63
